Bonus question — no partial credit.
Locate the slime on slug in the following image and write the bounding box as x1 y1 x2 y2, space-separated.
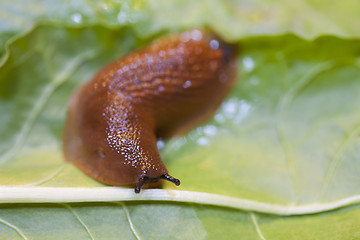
62 29 238 193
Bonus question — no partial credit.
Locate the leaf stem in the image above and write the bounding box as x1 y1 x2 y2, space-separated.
0 187 359 216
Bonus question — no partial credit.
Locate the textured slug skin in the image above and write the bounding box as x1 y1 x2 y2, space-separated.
62 29 238 191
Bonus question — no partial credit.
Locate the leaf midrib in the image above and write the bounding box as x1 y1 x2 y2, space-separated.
0 186 359 216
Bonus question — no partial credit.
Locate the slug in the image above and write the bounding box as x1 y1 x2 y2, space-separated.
62 29 238 193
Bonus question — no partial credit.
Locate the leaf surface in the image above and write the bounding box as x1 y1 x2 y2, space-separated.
1 1 360 239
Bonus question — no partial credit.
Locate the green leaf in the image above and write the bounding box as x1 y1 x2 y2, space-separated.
1 24 360 239
1 0 360 238
1 0 360 56
165 35 360 205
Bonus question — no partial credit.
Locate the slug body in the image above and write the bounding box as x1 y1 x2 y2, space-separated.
63 29 238 192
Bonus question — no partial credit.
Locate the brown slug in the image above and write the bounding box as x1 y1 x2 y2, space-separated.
62 29 238 193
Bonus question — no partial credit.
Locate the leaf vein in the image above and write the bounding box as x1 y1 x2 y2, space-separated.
118 202 142 240
24 163 67 186
62 203 95 240
0 217 28 240
318 122 360 200
275 62 333 203
250 213 267 240
0 50 97 165
1 187 360 216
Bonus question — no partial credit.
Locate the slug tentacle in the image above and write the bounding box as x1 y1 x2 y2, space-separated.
160 174 181 186
135 176 148 194
63 29 238 193
134 173 180 193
